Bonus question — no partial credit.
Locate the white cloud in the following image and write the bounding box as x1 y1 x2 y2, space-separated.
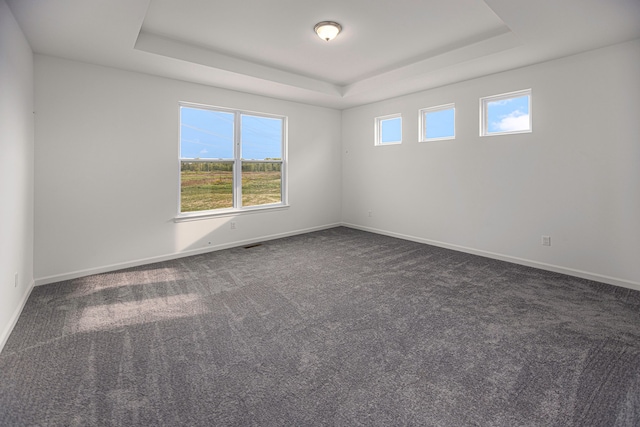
494 110 530 132
199 148 208 154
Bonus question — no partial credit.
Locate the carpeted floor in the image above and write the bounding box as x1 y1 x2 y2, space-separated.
1 227 639 426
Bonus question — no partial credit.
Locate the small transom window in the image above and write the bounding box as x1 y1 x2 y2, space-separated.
481 89 532 136
375 114 402 145
419 103 455 142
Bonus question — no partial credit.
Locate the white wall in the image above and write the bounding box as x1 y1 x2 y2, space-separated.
342 39 640 289
25 35 640 291
34 55 342 283
0 0 35 350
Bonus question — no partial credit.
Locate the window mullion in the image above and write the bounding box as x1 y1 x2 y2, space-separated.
234 112 242 208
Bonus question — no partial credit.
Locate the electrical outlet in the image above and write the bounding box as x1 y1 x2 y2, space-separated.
368 211 372 217
14 272 18 288
542 235 551 246
230 221 236 230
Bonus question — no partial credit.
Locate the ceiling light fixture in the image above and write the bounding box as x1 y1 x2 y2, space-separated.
314 21 342 42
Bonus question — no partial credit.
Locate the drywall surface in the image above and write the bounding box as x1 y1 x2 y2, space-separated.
0 0 35 350
342 39 640 288
34 55 342 282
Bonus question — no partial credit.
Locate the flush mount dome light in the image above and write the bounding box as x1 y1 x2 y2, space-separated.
314 21 342 41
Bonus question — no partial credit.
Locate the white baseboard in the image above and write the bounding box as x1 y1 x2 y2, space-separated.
0 280 35 354
342 223 640 292
32 221 640 292
34 223 342 287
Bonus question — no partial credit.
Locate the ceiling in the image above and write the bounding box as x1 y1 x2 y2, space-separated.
7 0 640 109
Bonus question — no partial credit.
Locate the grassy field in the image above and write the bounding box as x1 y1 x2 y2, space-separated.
181 164 281 212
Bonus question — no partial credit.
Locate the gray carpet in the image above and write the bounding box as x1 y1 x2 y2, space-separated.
2 227 639 426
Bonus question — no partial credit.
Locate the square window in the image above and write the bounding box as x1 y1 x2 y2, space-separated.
375 114 402 145
419 104 455 142
481 89 532 136
179 104 286 216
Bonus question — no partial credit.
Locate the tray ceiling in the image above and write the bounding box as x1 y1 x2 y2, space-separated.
7 0 640 109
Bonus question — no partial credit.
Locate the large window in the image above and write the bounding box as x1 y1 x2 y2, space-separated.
481 89 532 136
179 104 286 216
419 103 455 142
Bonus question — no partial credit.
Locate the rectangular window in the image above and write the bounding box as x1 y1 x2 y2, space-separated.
375 114 402 145
419 103 455 142
179 104 286 217
481 89 532 136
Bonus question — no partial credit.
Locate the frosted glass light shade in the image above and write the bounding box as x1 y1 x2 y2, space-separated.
314 21 342 41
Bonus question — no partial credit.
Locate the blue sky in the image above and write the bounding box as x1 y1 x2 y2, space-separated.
381 117 402 143
487 95 530 133
180 107 282 160
241 115 282 159
425 108 455 139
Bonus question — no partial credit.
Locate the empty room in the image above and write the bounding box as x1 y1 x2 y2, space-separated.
2 0 640 425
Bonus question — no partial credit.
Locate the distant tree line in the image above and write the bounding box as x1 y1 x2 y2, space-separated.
181 161 281 173
242 162 281 173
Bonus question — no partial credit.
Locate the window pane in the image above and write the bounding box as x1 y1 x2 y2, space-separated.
180 107 234 159
242 162 281 207
241 115 283 160
381 117 401 143
425 108 455 140
486 94 530 134
180 162 233 212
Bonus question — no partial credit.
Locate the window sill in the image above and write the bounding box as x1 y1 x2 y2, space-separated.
480 129 532 137
174 204 290 223
375 141 402 146
420 136 455 143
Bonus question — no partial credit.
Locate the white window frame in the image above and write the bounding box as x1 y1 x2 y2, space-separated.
375 113 402 146
419 103 455 142
480 89 532 137
176 102 288 222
